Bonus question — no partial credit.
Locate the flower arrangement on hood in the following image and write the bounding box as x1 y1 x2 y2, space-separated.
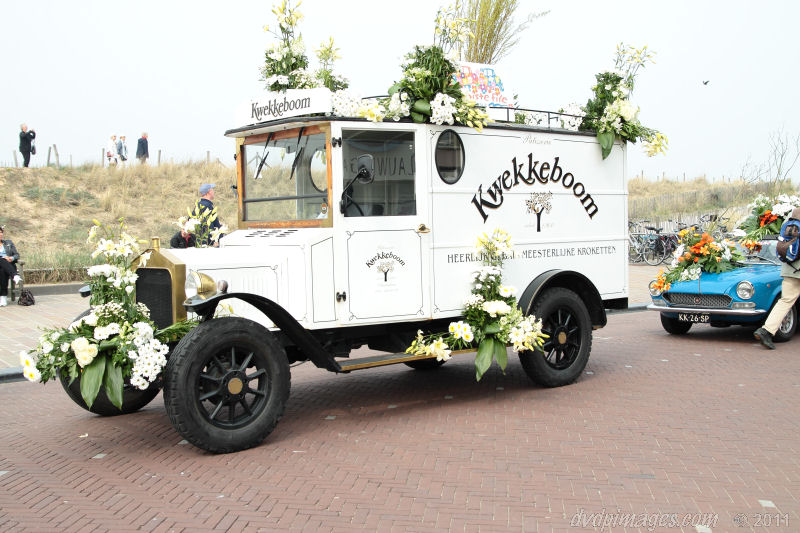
737 193 800 241
21 219 196 409
407 229 547 381
261 0 348 92
652 227 744 292
580 43 668 160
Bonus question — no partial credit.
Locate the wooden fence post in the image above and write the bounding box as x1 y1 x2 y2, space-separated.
70 155 72 167
101 148 105 166
157 149 161 165
46 146 52 167
12 151 18 167
53 144 60 167
206 151 210 164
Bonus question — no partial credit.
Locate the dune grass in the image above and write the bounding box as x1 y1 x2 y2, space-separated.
1 164 795 283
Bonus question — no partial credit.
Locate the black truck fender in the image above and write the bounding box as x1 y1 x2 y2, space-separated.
517 269 607 328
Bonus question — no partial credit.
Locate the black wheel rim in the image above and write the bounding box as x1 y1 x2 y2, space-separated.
194 345 270 429
540 307 581 370
779 309 795 334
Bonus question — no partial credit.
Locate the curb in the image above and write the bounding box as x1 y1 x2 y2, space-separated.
26 283 85 296
0 367 25 384
608 303 649 314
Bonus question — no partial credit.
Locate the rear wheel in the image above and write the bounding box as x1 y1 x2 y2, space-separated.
163 317 290 454
518 288 592 387
660 314 692 335
58 310 161 416
773 305 797 342
643 239 665 265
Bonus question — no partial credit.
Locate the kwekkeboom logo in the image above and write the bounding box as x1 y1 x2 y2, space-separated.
251 95 312 121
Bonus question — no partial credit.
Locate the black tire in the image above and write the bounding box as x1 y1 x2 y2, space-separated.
773 305 797 343
404 358 446 370
162 317 291 454
58 310 160 416
660 314 692 335
518 287 592 387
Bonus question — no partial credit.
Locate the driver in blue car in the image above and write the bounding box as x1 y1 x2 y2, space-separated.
754 207 800 349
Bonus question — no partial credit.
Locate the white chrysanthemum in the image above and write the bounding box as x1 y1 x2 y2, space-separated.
23 366 42 383
60 342 70 353
482 300 512 317
498 285 516 298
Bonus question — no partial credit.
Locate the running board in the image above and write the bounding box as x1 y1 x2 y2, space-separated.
338 349 474 372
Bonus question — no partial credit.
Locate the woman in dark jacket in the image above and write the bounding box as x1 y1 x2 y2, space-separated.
0 226 22 306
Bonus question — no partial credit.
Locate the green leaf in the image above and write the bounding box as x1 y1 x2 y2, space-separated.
494 339 508 372
412 99 432 116
103 357 124 410
80 354 106 409
475 338 494 381
410 111 426 123
597 131 615 160
483 322 501 335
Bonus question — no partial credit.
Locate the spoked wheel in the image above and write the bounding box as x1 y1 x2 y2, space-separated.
773 305 797 342
518 287 592 387
163 317 290 454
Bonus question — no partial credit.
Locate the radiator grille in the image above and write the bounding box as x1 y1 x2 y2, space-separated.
664 292 731 308
136 268 173 329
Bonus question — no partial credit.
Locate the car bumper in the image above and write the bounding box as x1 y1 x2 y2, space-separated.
647 303 766 316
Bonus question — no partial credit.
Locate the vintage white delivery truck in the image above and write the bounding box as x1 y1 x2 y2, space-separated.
70 93 630 453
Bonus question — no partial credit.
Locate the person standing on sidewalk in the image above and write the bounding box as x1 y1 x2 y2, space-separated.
18 124 35 168
0 226 22 307
754 207 800 349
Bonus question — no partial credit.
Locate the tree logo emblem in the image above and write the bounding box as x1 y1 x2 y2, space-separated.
526 192 553 232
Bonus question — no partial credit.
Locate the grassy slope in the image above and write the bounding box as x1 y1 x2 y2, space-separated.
0 165 794 282
0 164 237 281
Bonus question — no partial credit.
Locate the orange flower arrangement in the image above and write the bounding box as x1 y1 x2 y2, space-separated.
652 227 744 290
741 239 762 253
759 210 779 227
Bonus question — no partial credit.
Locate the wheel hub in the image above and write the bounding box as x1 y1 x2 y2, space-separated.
227 377 244 395
222 372 246 398
557 331 568 344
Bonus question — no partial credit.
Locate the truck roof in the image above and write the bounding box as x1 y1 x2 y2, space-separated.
224 113 597 139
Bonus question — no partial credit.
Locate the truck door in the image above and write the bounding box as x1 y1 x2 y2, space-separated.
332 125 431 324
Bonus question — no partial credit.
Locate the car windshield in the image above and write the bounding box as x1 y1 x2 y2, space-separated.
242 129 328 222
739 239 780 265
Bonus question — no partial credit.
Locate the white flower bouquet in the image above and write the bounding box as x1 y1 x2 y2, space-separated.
407 229 547 380
22 219 196 409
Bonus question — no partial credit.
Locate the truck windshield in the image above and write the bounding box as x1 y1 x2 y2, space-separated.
242 129 328 222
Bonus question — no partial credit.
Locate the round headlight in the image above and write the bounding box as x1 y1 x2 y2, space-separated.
649 279 662 297
185 270 217 299
736 280 754 300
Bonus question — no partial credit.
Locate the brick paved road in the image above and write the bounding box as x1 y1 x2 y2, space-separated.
0 311 797 532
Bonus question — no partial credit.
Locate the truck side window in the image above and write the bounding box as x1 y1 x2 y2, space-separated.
342 130 416 217
435 129 465 184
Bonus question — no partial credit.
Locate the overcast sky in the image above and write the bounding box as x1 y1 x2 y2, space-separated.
2 0 798 182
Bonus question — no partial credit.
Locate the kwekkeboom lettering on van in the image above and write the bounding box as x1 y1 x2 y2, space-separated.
251 96 312 121
471 155 598 222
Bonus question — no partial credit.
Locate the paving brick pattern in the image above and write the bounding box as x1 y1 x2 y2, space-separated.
1 310 797 532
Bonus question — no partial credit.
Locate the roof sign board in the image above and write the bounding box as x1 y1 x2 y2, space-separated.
237 88 332 126
454 62 512 108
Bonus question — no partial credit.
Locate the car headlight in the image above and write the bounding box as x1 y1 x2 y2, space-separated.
736 280 754 300
185 270 217 299
649 279 662 297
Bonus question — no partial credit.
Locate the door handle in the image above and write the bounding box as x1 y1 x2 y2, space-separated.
416 223 431 234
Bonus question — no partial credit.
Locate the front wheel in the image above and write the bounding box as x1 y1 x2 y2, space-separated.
773 305 798 342
518 287 592 387
660 314 692 335
162 317 291 454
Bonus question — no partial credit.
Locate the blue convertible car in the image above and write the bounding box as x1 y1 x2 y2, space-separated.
647 240 798 341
